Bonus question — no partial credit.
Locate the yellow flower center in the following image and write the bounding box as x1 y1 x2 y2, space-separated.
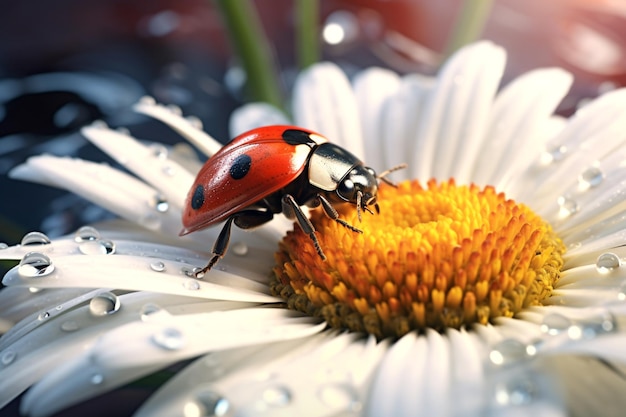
272 179 565 338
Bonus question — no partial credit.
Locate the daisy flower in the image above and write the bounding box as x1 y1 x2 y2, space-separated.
3 41 626 416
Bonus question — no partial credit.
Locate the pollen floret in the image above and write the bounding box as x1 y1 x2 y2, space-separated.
273 179 565 338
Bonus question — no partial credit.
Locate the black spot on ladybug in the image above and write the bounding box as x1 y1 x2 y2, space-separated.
191 184 205 210
282 129 315 146
230 154 252 180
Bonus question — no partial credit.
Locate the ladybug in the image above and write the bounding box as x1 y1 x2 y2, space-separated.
180 125 405 276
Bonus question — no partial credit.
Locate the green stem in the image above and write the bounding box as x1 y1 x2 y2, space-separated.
443 0 494 60
295 0 320 69
215 0 284 110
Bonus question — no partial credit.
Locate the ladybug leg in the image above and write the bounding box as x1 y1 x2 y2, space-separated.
282 194 326 261
317 194 363 234
196 210 274 277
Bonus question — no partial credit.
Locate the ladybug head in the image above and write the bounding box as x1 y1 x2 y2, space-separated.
337 166 380 220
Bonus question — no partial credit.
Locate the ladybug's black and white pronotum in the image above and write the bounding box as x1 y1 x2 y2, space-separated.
180 125 405 275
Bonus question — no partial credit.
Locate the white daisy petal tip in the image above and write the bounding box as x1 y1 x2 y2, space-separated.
229 102 290 137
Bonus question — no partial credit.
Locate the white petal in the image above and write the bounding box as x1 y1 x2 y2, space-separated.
519 88 626 210
3 251 278 303
133 97 223 157
352 67 401 169
9 155 182 235
229 102 290 137
472 68 573 188
20 308 324 417
81 124 195 209
380 73 434 180
292 62 364 158
0 291 248 409
412 41 505 182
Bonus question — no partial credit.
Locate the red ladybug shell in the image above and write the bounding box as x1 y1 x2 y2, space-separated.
180 125 328 235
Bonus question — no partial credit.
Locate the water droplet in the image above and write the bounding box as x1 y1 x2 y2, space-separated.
28 287 42 293
61 320 80 332
568 311 616 340
596 252 621 273
79 239 116 255
152 327 185 350
89 292 121 316
185 115 203 130
540 313 571 335
494 378 536 406
618 282 626 301
140 303 164 321
167 104 182 116
162 165 176 176
263 385 292 407
139 96 157 106
153 195 170 213
317 383 361 411
91 373 104 385
184 390 230 417
38 311 51 321
150 261 166 272
557 196 579 218
74 226 101 243
0 242 8 249
489 339 529 366
542 144 567 164
18 252 55 277
150 143 169 159
21 231 51 246
91 120 108 129
578 167 603 190
232 241 248 256
1 350 16 365
183 278 200 291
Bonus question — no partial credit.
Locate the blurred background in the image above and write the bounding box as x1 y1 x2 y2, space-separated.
0 0 625 256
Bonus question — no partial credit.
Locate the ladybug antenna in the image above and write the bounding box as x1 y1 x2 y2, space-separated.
356 190 363 222
377 163 407 187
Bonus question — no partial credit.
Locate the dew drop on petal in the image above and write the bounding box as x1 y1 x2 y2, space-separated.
542 144 567 164
263 385 292 407
183 278 200 291
38 311 51 321
150 143 169 160
61 320 80 332
489 339 529 366
139 96 156 106
596 252 621 273
91 373 104 385
150 261 166 272
140 303 164 321
0 242 8 249
557 196 579 218
162 165 177 176
153 195 170 213
74 226 101 243
21 231 51 246
494 378 536 406
317 383 361 411
618 282 626 301
1 350 17 365
540 313 571 335
18 252 55 277
151 327 185 350
79 239 116 255
232 241 248 256
167 104 182 116
186 115 203 130
184 390 230 417
89 292 121 316
29 287 42 293
568 311 616 340
578 167 603 190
